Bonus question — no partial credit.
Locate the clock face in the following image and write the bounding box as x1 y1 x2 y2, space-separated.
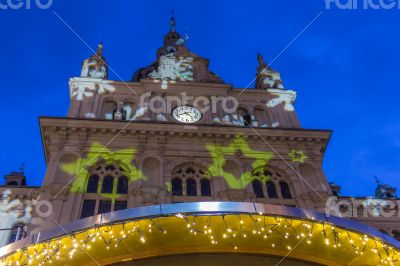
172 106 202 123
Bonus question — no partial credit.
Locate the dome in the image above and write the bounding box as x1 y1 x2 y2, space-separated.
131 16 223 84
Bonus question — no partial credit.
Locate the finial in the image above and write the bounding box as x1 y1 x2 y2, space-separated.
19 163 25 172
374 175 380 184
96 43 104 54
170 10 176 32
257 53 266 66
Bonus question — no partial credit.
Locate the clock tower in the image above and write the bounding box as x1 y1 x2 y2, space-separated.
36 16 332 231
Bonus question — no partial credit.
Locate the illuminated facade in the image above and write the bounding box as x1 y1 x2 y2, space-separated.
0 17 399 265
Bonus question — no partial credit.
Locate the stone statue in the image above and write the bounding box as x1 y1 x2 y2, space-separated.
81 43 108 80
255 53 284 90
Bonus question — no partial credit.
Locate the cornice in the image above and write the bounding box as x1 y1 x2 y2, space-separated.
39 117 332 163
39 117 331 144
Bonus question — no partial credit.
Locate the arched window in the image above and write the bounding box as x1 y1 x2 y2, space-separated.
186 178 197 196
117 176 128 194
102 176 114 194
81 163 129 218
237 108 252 127
385 192 395 199
172 164 210 197
8 224 25 244
252 180 264 198
101 101 117 120
86 175 99 193
280 181 292 199
200 178 211 196
172 178 183 196
6 181 18 186
266 181 278 198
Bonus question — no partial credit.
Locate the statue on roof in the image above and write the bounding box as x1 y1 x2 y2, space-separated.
81 43 108 80
374 176 397 199
255 53 284 90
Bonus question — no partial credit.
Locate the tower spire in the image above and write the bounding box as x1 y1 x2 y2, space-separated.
170 10 176 32
374 175 380 184
19 163 25 173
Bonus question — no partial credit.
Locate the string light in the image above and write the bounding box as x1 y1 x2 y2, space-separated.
0 215 398 266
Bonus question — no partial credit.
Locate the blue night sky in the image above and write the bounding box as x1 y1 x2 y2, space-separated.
0 0 399 197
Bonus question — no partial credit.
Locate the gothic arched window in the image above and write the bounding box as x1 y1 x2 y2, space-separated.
172 164 211 197
172 178 183 196
280 181 292 199
81 163 129 218
252 168 294 200
237 108 252 127
86 175 99 193
252 180 265 198
117 176 128 194
200 178 212 196
266 181 278 198
102 176 114 194
8 224 25 244
186 178 197 196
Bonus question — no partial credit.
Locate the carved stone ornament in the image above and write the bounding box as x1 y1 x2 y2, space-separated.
136 187 167 204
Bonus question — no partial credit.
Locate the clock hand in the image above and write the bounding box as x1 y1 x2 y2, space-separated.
184 112 194 118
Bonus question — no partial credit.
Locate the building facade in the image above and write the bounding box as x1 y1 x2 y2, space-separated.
0 17 399 266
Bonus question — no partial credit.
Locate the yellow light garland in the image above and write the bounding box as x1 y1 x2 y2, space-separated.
0 214 398 266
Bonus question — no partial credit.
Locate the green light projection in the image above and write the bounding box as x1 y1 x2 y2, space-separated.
61 143 145 197
165 181 172 193
206 135 274 189
288 149 308 163
61 141 309 195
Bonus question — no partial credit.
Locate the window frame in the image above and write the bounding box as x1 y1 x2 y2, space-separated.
171 165 212 198
80 163 130 219
8 223 26 244
252 179 265 198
